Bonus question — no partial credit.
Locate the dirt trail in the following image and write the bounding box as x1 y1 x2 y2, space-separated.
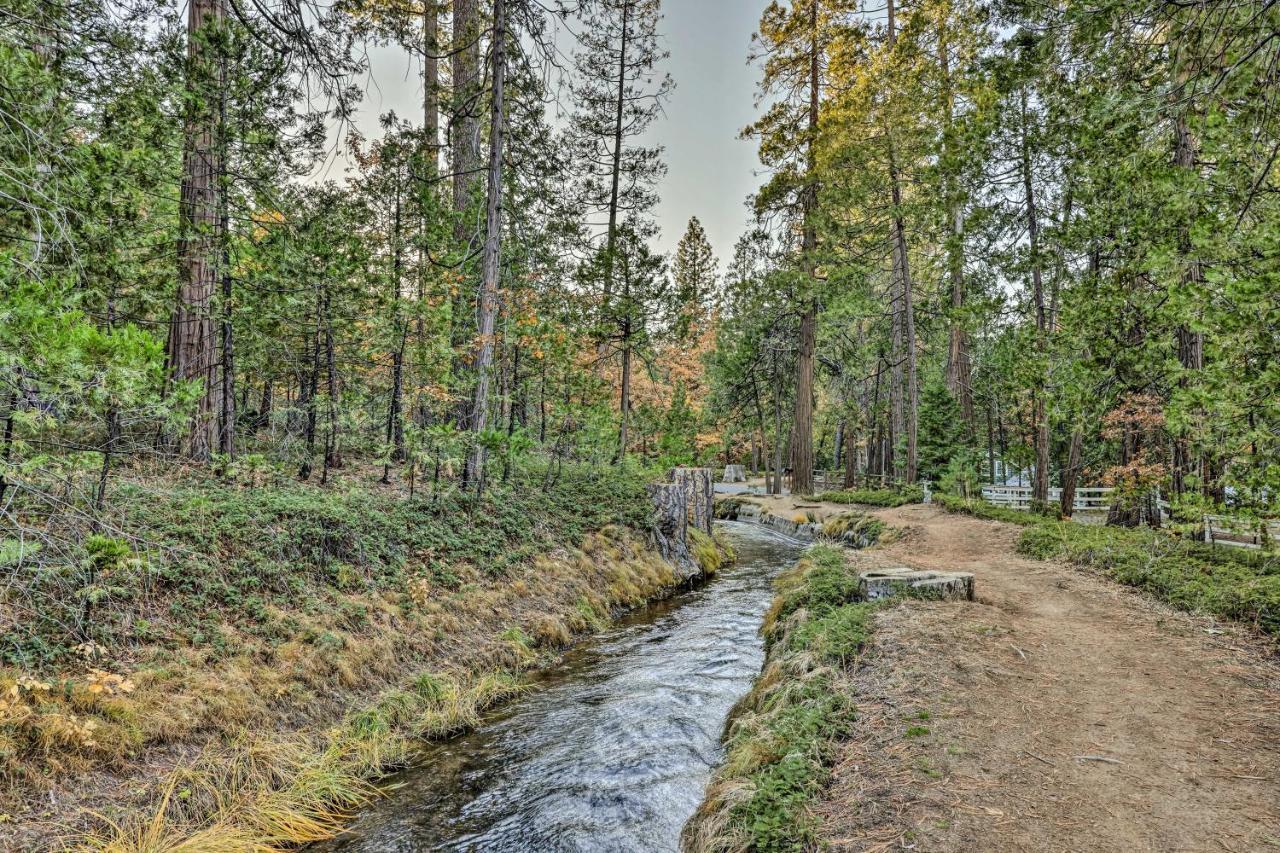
814 504 1280 853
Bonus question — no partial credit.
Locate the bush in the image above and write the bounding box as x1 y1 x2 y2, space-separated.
814 487 924 508
1015 522 1280 634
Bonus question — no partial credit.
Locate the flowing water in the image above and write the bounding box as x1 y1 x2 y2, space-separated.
313 521 804 853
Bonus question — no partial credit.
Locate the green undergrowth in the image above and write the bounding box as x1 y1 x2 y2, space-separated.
813 486 923 508
4 462 654 668
684 545 876 853
935 495 1280 634
1018 522 1280 634
932 492 1047 525
1 459 688 848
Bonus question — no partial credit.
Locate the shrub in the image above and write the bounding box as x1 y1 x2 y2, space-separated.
814 487 923 508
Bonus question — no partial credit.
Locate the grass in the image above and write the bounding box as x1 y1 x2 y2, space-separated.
934 495 1280 635
932 492 1047 526
821 512 885 547
813 486 924 508
684 545 876 853
690 527 736 577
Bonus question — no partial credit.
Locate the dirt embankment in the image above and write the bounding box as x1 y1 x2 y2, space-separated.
816 504 1280 852
2 526 703 851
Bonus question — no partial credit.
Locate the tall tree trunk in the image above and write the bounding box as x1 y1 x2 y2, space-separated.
218 102 234 459
790 0 820 497
1059 422 1083 518
424 1 440 175
258 380 272 429
384 182 407 484
450 0 482 428
772 362 784 496
1171 90 1205 498
1021 87 1050 506
171 0 226 461
889 159 919 485
939 29 973 434
322 284 340 481
602 0 631 312
885 0 917 484
451 0 481 233
416 0 440 429
463 0 507 488
299 283 322 481
843 417 858 488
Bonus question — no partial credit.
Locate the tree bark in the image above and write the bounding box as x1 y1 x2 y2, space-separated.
1171 97 1205 498
384 181 407 483
1021 87 1050 505
601 0 631 312
939 28 973 434
463 0 507 487
171 0 226 461
669 467 714 535
885 0 917 484
1060 422 1083 518
790 0 820 497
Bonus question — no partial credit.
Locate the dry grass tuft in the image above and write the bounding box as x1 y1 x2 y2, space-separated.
59 526 683 851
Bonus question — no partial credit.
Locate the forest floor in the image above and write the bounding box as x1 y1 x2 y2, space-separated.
809 503 1280 852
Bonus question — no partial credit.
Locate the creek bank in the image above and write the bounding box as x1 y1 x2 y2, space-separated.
0 465 731 851
714 496 883 547
685 498 975 852
308 520 801 852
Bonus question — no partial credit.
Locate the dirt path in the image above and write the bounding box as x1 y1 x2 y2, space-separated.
814 504 1280 853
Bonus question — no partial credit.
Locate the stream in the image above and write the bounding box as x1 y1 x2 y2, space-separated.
312 520 804 852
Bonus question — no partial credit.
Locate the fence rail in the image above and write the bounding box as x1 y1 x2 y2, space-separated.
981 486 1279 549
981 485 1113 512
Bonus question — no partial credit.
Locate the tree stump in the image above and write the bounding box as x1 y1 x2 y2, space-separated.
647 483 696 577
858 567 975 602
670 467 714 535
722 464 746 483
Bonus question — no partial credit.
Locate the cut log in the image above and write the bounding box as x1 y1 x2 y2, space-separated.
722 464 746 483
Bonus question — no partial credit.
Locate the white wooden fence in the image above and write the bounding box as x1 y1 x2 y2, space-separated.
981 486 1280 549
981 485 1113 512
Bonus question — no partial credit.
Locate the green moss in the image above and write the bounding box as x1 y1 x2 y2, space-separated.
821 512 885 545
689 527 724 576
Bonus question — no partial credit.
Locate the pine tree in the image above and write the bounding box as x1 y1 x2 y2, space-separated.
672 216 718 335
569 0 672 322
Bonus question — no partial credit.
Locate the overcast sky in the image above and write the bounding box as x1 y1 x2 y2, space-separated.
339 0 765 264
